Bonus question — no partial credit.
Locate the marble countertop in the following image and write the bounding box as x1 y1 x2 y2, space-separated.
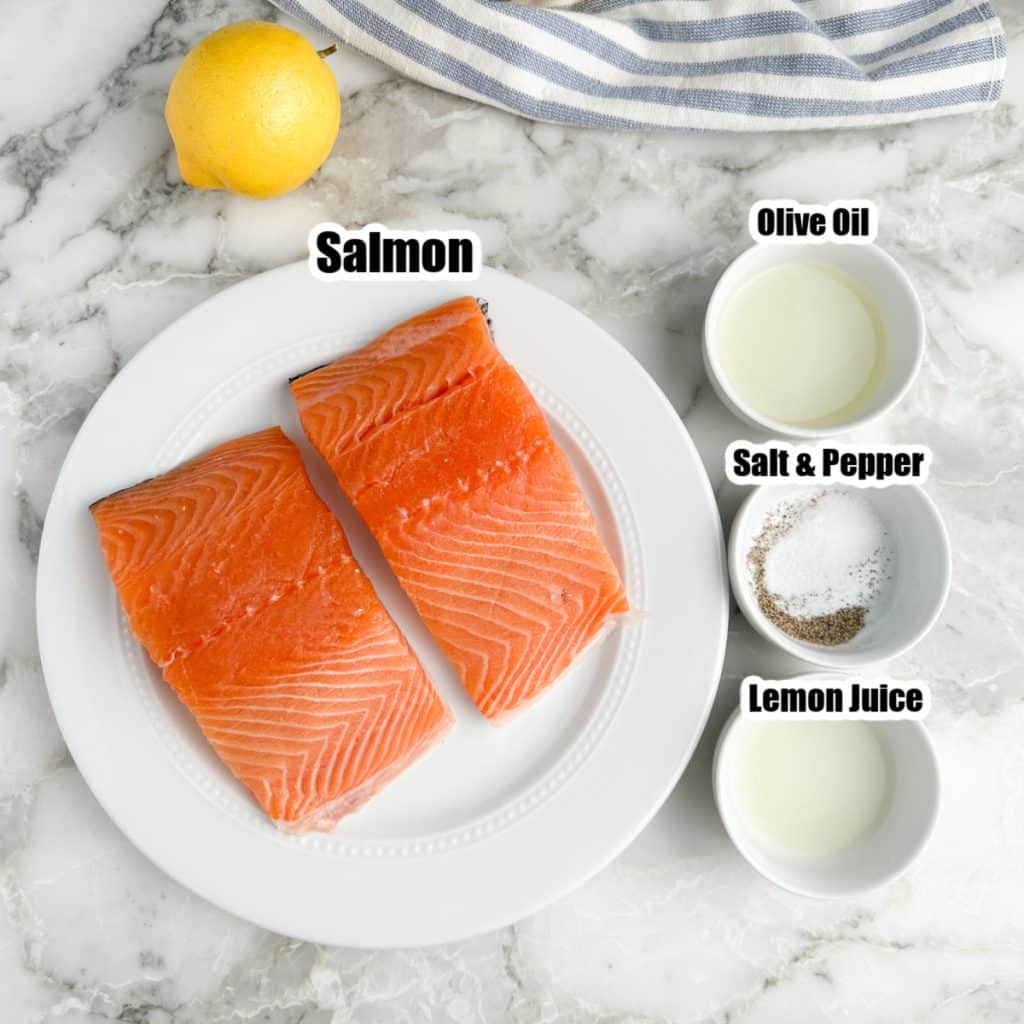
2 2 1022 1021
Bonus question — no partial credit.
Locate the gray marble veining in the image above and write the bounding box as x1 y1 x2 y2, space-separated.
1 1 1022 1020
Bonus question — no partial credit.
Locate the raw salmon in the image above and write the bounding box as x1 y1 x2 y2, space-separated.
91 427 451 831
291 298 629 721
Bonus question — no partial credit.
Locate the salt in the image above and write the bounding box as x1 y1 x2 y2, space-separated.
763 490 894 619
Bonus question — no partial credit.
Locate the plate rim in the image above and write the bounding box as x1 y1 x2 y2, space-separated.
36 263 728 947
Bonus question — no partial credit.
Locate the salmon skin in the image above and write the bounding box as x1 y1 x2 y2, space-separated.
291 298 629 722
91 427 451 832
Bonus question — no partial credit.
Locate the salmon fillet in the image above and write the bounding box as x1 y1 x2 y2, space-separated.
291 298 629 721
91 427 451 831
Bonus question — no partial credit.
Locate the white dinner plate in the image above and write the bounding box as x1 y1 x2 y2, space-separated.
37 264 728 947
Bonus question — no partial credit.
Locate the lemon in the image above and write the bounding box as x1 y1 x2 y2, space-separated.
165 21 341 199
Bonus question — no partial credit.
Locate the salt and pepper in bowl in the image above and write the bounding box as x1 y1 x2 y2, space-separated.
728 484 951 669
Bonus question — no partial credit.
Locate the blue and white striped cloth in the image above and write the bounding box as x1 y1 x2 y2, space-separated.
274 0 1006 131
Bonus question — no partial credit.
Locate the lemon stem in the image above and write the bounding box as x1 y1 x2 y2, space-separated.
317 44 337 59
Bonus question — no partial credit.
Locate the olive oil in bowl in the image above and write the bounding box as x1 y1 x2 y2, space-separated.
716 262 887 430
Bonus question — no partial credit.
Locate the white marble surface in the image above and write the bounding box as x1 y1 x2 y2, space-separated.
2 1 1023 1020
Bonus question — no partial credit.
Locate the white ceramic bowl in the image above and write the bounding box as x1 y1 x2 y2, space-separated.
703 242 925 438
713 705 940 898
729 484 951 669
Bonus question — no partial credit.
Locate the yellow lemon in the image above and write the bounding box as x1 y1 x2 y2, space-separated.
165 21 341 199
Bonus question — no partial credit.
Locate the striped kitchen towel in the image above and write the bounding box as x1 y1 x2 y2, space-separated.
273 0 1007 131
